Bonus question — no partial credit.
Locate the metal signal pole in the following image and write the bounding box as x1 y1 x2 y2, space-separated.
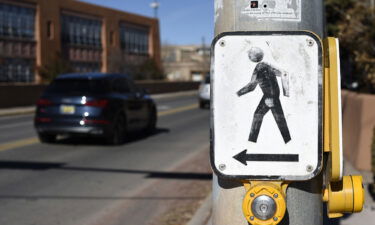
212 0 325 224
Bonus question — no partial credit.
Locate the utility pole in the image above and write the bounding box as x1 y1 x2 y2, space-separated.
210 1 364 225
150 0 160 18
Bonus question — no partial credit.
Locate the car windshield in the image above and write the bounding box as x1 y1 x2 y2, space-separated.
204 76 210 84
45 79 110 95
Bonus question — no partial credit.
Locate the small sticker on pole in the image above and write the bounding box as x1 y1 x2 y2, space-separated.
242 0 301 22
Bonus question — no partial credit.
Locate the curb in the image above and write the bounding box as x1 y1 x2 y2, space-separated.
0 91 198 118
187 193 212 225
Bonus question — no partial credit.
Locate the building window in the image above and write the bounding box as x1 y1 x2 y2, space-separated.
119 23 149 55
61 13 103 73
0 3 35 83
0 58 34 82
70 62 101 73
0 3 35 40
61 14 102 48
47 21 54 40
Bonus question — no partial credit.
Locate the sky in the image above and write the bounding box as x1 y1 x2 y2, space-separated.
79 0 214 46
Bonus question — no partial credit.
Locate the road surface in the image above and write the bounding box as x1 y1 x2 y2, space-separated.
0 92 212 225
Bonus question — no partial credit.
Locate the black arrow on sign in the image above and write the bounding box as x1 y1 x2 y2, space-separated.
233 150 299 166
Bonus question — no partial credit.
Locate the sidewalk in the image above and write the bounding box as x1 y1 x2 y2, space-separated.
0 90 198 118
188 158 375 225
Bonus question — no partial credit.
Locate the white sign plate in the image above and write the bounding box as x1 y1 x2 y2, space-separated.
211 31 322 180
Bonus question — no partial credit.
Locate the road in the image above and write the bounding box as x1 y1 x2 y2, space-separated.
0 93 212 225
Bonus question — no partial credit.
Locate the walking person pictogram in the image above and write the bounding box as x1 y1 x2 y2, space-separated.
237 47 291 144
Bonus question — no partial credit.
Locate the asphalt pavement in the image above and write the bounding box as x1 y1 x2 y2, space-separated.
2 91 374 225
0 91 212 225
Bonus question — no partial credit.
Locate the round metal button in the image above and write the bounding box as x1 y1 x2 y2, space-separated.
251 195 277 220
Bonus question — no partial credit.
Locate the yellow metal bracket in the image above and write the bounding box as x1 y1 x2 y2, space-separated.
323 175 365 218
242 181 289 225
323 37 364 218
323 37 343 181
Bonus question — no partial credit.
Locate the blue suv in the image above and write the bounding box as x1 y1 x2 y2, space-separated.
34 73 157 145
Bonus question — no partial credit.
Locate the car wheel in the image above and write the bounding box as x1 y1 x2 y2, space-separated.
199 100 206 109
38 132 56 143
146 107 157 134
107 114 126 145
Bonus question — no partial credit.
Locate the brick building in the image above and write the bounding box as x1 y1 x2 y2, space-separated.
162 44 210 81
0 0 161 83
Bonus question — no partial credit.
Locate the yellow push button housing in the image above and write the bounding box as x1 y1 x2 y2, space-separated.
242 181 288 225
323 37 365 218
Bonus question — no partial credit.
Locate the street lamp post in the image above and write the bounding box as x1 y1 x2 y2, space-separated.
150 0 160 18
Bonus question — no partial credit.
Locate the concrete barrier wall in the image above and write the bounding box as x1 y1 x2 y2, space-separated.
0 85 47 109
342 90 375 171
0 81 200 109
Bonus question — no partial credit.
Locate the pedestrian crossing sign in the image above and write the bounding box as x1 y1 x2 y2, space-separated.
210 31 323 180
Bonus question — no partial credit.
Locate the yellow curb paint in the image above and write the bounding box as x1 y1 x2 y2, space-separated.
0 103 199 153
0 137 39 152
158 104 198 117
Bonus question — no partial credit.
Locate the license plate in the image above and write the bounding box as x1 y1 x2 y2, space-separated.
60 105 75 114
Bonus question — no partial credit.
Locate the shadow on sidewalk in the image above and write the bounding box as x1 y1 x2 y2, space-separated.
0 160 212 180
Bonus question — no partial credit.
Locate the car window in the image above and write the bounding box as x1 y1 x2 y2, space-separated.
125 78 140 93
45 79 110 95
112 78 131 93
